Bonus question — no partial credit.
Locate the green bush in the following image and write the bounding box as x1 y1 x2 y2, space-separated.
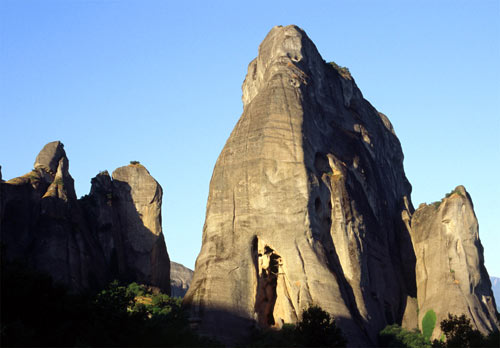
379 324 431 348
327 61 352 80
422 309 437 341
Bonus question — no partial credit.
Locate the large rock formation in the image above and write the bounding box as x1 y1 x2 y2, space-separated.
1 141 108 292
406 186 498 338
170 261 194 298
184 25 417 346
81 164 171 293
1 142 170 294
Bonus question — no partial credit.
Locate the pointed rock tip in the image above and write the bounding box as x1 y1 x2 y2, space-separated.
242 24 323 106
34 141 67 173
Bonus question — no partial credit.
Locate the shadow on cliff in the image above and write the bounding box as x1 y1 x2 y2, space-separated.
91 178 170 293
1 180 109 293
183 303 356 346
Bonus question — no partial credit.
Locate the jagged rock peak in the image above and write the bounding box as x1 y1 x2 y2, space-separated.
34 141 66 173
408 185 499 338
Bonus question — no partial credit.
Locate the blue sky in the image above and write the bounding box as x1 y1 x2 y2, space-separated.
1 1 499 277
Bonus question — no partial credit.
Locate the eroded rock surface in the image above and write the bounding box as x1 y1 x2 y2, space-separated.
170 261 194 298
407 186 499 338
184 25 416 346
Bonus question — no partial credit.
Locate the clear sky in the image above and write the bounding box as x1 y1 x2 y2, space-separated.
1 1 499 276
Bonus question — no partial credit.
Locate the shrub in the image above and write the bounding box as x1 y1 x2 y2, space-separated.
445 188 464 199
130 160 140 165
244 305 345 347
295 305 346 347
438 313 485 348
379 324 431 348
422 309 437 341
327 61 352 80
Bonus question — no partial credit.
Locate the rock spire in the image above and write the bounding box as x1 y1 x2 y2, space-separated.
184 25 417 345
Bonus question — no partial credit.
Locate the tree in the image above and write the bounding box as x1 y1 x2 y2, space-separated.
295 305 346 347
438 314 484 348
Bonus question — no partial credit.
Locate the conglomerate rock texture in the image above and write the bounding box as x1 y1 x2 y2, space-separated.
406 186 498 339
1 142 170 294
184 25 417 346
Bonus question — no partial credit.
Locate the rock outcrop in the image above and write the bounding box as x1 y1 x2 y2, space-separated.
406 186 498 338
184 25 417 346
1 142 171 294
170 261 194 298
81 164 171 293
1 141 108 292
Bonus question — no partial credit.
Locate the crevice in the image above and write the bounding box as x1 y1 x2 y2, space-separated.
254 239 282 328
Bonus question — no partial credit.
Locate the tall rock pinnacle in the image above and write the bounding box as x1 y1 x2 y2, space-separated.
184 25 416 345
407 186 498 338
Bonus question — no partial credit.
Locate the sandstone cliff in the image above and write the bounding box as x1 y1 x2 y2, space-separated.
405 186 498 338
1 142 170 294
184 25 416 346
170 261 194 298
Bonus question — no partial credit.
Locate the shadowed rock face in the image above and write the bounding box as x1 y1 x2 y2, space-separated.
1 141 108 292
81 164 171 294
1 142 170 294
406 186 499 338
112 164 170 292
184 25 416 346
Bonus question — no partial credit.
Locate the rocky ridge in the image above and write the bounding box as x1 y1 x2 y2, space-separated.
1 141 170 294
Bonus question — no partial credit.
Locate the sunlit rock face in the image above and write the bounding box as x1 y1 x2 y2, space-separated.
406 186 499 339
184 25 416 346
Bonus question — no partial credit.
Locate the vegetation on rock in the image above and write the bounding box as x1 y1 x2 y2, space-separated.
431 313 499 348
422 309 437 341
327 61 352 80
379 324 431 348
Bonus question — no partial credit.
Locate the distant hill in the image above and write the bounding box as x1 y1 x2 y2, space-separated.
170 262 193 298
491 277 500 310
